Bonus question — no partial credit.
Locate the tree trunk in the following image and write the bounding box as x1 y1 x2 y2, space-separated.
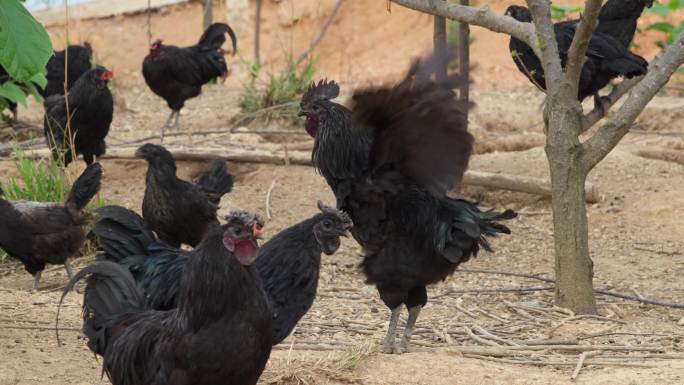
458 0 470 104
546 100 597 315
433 15 447 81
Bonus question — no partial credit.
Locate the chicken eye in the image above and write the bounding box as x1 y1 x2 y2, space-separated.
323 220 332 229
313 105 321 112
233 226 243 235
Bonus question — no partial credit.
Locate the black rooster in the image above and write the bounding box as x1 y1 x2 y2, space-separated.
142 23 237 139
559 0 654 49
59 211 271 385
90 201 352 345
298 58 517 354
0 163 102 290
43 66 113 166
506 5 648 110
136 143 235 248
44 43 94 98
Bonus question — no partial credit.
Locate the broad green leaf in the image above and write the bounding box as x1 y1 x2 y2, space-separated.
24 81 43 103
29 71 47 89
647 22 675 33
0 0 52 82
0 81 27 106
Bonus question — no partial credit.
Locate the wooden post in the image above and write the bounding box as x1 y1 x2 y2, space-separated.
255 0 263 62
433 15 447 81
458 0 470 104
203 0 213 30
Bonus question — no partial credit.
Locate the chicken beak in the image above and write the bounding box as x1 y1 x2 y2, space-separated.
297 109 307 117
251 221 264 237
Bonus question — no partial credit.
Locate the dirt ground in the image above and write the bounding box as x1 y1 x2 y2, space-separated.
1 1 684 384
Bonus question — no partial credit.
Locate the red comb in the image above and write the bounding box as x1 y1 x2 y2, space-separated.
108 70 114 79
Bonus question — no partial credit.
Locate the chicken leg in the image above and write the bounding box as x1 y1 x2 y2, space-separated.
382 306 402 354
160 110 180 142
64 259 74 280
32 271 42 292
395 305 422 354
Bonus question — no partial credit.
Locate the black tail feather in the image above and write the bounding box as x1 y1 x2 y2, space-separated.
198 22 237 55
195 159 234 197
605 52 648 78
66 163 102 211
90 205 157 263
57 261 145 353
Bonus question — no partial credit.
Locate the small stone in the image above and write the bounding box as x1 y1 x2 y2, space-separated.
677 317 684 326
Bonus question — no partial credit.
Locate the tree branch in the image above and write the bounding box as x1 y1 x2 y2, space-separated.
390 0 538 52
581 33 684 171
564 0 602 88
579 77 642 132
289 0 345 71
526 0 563 91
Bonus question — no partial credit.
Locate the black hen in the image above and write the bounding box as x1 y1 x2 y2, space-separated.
59 211 271 385
90 201 352 345
0 163 102 290
298 58 516 354
44 66 113 166
506 5 648 109
44 43 94 98
142 23 237 138
558 0 654 49
136 143 235 248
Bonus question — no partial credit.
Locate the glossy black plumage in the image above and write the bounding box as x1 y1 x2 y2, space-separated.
0 163 102 289
299 57 516 352
142 23 237 114
558 0 654 49
506 5 648 102
43 66 113 166
91 202 352 345
44 43 93 98
136 143 234 248
60 215 271 385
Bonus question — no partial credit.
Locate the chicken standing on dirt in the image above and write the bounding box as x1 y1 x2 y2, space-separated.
43 66 114 166
44 43 94 98
59 211 271 385
0 163 102 290
137 143 234 248
506 5 648 111
142 22 237 139
298 57 517 354
90 201 352 345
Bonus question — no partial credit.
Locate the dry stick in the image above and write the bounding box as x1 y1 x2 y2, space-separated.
265 180 276 219
0 138 44 157
147 0 152 44
571 351 599 381
462 354 655 368
472 325 522 347
289 0 345 71
459 268 684 309
1 324 81 332
465 326 502 347
433 286 554 298
578 331 675 340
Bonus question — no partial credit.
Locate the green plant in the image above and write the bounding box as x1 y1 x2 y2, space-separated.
0 0 52 118
550 3 583 21
237 59 316 126
646 0 684 48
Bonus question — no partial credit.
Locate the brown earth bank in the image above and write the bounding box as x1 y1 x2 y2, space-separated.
0 1 683 384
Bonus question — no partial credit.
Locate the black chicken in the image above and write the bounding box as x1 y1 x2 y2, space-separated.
0 163 102 290
142 23 237 139
558 0 654 49
298 58 517 354
59 211 271 385
90 201 352 345
136 143 235 248
506 5 648 110
44 43 94 98
44 66 114 166
0 65 20 121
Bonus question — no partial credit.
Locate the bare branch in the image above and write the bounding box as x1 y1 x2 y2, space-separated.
581 33 684 171
390 0 537 51
564 0 602 87
290 0 345 70
526 0 563 91
579 77 642 132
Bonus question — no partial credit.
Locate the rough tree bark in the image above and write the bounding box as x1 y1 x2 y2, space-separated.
390 0 684 314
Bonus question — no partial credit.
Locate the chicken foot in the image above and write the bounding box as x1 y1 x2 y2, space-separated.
395 305 422 354
381 306 402 354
